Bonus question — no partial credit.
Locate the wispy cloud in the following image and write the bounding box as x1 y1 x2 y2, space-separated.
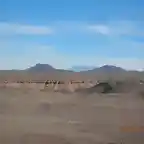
2 20 143 37
87 21 144 37
87 25 110 35
0 22 53 35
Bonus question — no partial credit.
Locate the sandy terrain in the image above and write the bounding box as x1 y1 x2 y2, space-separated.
0 85 144 144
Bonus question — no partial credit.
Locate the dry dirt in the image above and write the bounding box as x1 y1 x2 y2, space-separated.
0 85 144 144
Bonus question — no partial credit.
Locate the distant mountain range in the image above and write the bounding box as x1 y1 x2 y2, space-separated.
26 63 55 72
26 63 73 72
25 63 135 73
91 65 126 72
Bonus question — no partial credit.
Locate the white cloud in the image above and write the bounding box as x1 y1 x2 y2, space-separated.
16 25 53 35
0 22 53 35
87 20 144 36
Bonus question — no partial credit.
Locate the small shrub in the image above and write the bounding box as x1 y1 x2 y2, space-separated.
139 90 144 99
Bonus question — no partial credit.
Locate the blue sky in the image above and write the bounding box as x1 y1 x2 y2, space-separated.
0 0 144 70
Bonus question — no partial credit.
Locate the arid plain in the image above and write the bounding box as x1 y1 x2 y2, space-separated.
0 71 144 144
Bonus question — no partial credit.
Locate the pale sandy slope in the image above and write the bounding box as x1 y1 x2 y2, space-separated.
0 89 144 144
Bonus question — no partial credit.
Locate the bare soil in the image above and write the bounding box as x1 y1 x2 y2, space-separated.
0 71 144 144
0 85 144 144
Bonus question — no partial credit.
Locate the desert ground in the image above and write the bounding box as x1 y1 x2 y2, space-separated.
0 73 144 144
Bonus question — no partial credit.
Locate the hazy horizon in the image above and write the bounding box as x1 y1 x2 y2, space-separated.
0 63 143 71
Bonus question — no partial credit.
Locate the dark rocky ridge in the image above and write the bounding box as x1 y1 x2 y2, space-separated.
26 64 127 72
